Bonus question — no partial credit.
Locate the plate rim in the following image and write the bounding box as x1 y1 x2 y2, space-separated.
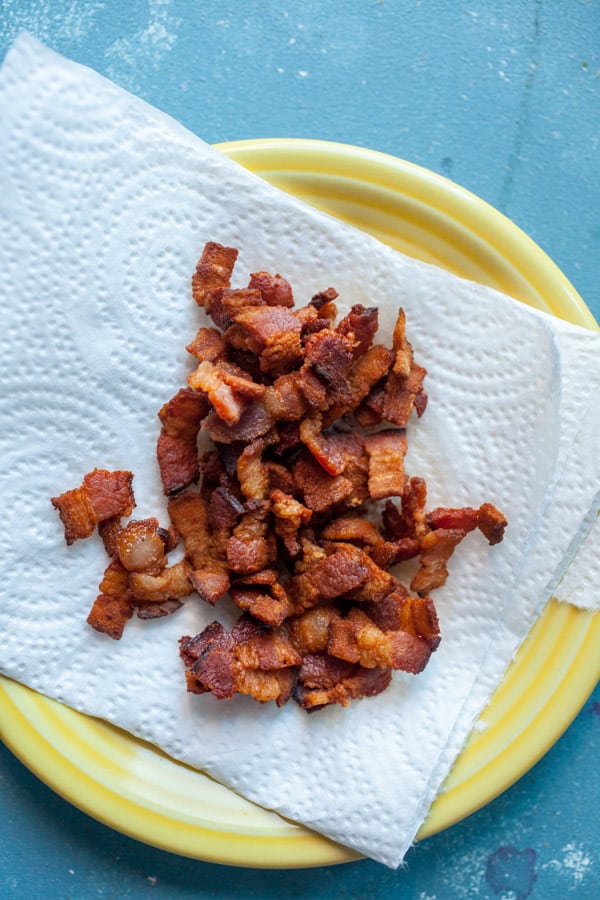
1 137 598 868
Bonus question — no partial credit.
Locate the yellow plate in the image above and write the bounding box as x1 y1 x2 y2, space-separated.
1 139 598 868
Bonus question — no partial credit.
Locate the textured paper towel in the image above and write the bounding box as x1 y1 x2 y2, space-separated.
0 35 599 867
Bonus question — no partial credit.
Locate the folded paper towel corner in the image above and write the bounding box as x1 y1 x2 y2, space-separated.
0 33 598 868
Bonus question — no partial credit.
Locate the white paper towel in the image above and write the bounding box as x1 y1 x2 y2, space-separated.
0 34 599 867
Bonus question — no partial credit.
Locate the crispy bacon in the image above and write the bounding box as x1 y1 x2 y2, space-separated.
364 429 407 500
55 242 508 708
477 502 508 545
87 559 134 640
410 528 468 595
51 469 135 544
294 655 391 711
248 271 294 308
180 617 300 705
157 388 208 495
327 607 432 673
116 518 166 573
191 242 238 307
129 559 194 603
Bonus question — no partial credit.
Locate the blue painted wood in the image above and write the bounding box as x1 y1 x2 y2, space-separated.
1 3 598 896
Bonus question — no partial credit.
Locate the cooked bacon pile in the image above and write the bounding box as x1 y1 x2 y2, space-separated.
51 241 507 711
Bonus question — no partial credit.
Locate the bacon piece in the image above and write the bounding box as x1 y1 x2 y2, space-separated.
427 506 479 533
98 516 123 558
339 546 399 604
167 491 210 569
477 502 508 545
291 544 370 613
284 604 340 654
87 559 134 640
157 388 208 496
230 583 293 627
168 491 231 604
364 429 407 500
336 304 379 358
186 326 226 363
402 476 429 539
303 328 354 404
220 287 264 319
187 360 264 425
270 488 312 557
237 436 272 500
116 518 166 573
129 559 194 603
293 452 355 515
328 607 432 673
230 306 303 375
294 654 391 710
51 469 135 544
226 500 274 575
364 586 441 650
310 287 338 309
299 414 346 476
181 617 300 706
202 400 274 444
191 242 238 307
320 515 383 547
207 483 245 532
248 272 294 308
410 528 468 595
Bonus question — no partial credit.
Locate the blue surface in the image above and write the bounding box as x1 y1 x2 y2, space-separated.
1 2 598 897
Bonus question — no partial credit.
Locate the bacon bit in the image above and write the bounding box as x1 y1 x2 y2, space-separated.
293 452 355 515
116 518 166 573
364 587 441 650
337 304 379 358
230 584 293 627
180 617 300 705
237 436 272 500
87 559 134 640
284 604 340 654
231 306 303 375
186 326 227 362
270 489 312 557
157 388 208 496
202 400 274 444
426 506 479 532
220 287 264 320
294 655 391 711
328 607 432 674
410 528 467 595
51 469 135 544
304 328 354 399
310 287 338 309
299 414 346 476
364 429 407 500
477 502 508 545
249 272 294 308
292 544 370 613
191 242 238 307
129 559 194 603
207 484 245 533
137 599 185 619
320 516 383 547
402 477 429 539
187 360 263 425
189 567 231 605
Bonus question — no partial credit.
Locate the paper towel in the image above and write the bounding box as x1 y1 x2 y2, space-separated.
0 34 598 867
